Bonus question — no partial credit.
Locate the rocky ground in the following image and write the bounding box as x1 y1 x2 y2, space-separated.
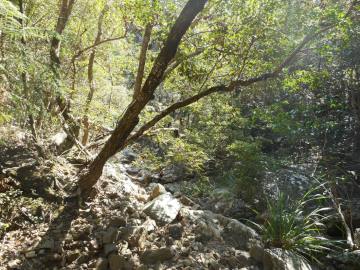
0 127 359 270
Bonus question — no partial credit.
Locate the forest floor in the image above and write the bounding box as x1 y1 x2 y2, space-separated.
0 126 265 270
0 126 359 270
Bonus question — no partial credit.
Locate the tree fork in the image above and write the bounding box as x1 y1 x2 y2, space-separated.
77 0 208 195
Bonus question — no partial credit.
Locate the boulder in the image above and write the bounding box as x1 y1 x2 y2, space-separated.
120 148 137 164
140 248 174 264
143 193 181 224
95 258 108 270
149 183 167 200
160 164 187 183
168 224 183 240
102 227 118 244
109 254 133 270
354 228 360 247
330 250 360 270
182 208 259 248
108 216 127 228
222 219 259 250
263 248 313 270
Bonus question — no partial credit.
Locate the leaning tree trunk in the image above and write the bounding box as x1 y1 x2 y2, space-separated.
77 0 208 195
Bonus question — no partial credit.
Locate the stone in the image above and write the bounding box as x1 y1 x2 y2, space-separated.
354 228 360 247
104 243 117 256
120 149 137 164
236 250 252 267
95 258 108 270
66 250 81 263
109 254 132 270
160 164 186 183
8 259 21 269
118 226 136 241
39 238 55 250
25 250 36 258
143 193 181 225
149 183 167 200
126 167 140 176
263 248 313 270
249 242 264 263
222 219 259 250
179 195 195 206
331 250 360 269
141 248 174 264
109 217 127 228
168 224 183 240
195 220 222 243
142 218 157 232
102 227 118 244
51 131 67 147
90 239 101 250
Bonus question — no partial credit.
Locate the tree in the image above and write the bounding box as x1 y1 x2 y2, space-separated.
77 0 209 194
77 0 358 196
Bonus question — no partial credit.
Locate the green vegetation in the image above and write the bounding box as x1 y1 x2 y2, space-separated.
0 0 360 266
253 190 339 261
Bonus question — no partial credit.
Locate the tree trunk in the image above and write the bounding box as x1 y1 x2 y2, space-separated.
50 0 80 152
82 2 110 145
77 0 208 195
133 23 153 99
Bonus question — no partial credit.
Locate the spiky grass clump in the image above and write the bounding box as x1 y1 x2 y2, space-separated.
252 188 340 261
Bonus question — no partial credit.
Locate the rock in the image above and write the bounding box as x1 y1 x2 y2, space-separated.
104 243 117 256
195 220 222 243
263 167 315 201
236 250 252 267
354 228 360 247
102 227 118 244
263 248 313 270
118 226 136 241
141 248 174 264
118 226 147 248
160 164 187 183
222 219 259 250
95 258 108 270
51 131 67 147
220 255 244 268
25 250 36 258
39 238 55 250
179 195 195 206
143 193 181 225
66 250 81 263
126 166 140 176
142 218 157 232
90 239 101 250
109 216 127 228
8 259 21 269
149 183 167 200
168 224 183 240
249 242 264 263
331 250 360 270
120 149 137 164
109 254 132 270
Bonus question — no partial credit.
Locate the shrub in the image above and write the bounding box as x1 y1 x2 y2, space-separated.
251 188 340 261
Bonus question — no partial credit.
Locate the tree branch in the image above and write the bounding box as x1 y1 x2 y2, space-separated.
162 48 205 79
133 23 153 98
126 12 354 144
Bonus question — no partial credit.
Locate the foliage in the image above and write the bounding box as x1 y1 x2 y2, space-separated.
252 189 340 261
